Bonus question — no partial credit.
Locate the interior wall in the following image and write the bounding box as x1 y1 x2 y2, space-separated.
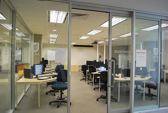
72 0 168 16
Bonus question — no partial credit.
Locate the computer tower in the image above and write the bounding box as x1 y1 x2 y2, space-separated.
24 68 34 79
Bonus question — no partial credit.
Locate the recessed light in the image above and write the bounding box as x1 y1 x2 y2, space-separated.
0 14 6 20
71 42 77 45
142 23 168 31
79 36 90 39
50 42 55 44
100 17 127 27
119 32 138 37
49 10 67 23
53 30 57 31
98 41 104 43
49 34 58 38
106 38 118 41
0 23 19 30
87 30 103 35
50 39 56 41
16 32 25 37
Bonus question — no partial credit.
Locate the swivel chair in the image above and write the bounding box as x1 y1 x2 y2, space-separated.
141 71 158 100
46 65 64 95
88 65 99 85
80 65 88 81
49 69 68 108
97 71 117 103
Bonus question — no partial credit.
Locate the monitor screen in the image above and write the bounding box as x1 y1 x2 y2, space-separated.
95 62 104 68
98 66 106 71
34 64 43 75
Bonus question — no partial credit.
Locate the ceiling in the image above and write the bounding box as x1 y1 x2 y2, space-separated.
6 0 168 46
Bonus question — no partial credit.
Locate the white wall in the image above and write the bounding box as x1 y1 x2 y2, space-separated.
72 0 168 16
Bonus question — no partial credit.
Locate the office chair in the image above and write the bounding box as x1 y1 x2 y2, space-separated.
141 71 158 100
97 71 117 103
49 69 69 108
88 65 99 85
80 65 88 81
46 65 64 95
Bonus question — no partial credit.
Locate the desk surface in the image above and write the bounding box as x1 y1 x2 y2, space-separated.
115 75 151 81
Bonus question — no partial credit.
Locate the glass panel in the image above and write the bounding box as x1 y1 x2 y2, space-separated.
110 16 131 110
134 18 159 110
160 20 168 107
10 1 69 112
0 0 12 112
15 16 31 104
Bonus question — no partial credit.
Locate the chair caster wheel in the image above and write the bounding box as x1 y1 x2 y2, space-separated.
49 102 51 105
96 99 99 101
46 92 48 95
70 102 72 105
57 105 60 108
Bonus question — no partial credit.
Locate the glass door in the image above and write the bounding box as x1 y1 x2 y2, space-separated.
107 13 132 113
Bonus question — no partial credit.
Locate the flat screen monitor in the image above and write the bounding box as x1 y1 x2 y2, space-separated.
95 62 104 68
34 64 43 75
98 66 106 71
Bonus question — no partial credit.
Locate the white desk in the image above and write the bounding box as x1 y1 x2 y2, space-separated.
115 75 151 102
16 73 57 109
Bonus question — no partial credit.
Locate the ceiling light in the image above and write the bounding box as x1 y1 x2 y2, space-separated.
53 30 57 31
22 38 30 40
71 42 76 45
50 42 55 44
3 40 9 42
79 36 90 39
16 32 25 37
87 30 103 35
119 32 138 37
27 41 31 43
50 39 56 41
100 17 127 27
16 37 21 40
49 10 67 23
0 23 19 30
142 23 168 31
3 32 9 35
0 14 6 20
49 34 58 38
106 38 118 41
98 41 104 43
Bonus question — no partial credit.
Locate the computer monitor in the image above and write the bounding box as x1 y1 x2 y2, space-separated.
34 64 43 77
43 60 48 65
98 66 106 71
95 62 104 68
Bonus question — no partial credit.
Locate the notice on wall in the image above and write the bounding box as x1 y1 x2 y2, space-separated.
136 50 146 67
55 48 66 63
47 50 55 61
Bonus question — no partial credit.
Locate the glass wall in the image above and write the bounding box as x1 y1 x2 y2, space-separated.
15 16 32 103
160 20 168 107
0 0 12 112
110 16 131 110
134 18 159 110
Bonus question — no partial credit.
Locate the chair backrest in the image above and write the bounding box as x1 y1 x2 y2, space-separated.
89 65 96 73
55 65 64 73
57 70 67 82
81 65 88 71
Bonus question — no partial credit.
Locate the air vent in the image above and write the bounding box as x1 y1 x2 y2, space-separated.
72 13 89 20
73 45 93 47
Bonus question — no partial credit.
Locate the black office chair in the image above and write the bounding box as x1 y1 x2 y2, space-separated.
96 71 117 103
88 65 99 85
46 65 64 95
141 71 158 100
49 69 69 108
80 65 88 81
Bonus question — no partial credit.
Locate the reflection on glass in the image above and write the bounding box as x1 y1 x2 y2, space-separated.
160 20 168 107
134 19 159 110
111 16 131 110
0 1 12 112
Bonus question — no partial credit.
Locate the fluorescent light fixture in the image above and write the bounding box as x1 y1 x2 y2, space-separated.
71 42 76 45
53 30 57 31
87 30 103 35
98 41 104 44
0 23 19 30
27 41 31 43
79 36 90 39
16 32 25 37
106 38 118 41
49 10 67 23
22 38 30 40
3 40 9 42
49 34 58 38
3 32 9 35
0 14 6 20
100 17 127 27
120 32 138 37
16 37 21 40
50 39 56 41
50 42 55 44
142 23 168 31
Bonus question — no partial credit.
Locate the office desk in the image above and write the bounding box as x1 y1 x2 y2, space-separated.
16 73 57 109
164 70 168 84
115 76 151 102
